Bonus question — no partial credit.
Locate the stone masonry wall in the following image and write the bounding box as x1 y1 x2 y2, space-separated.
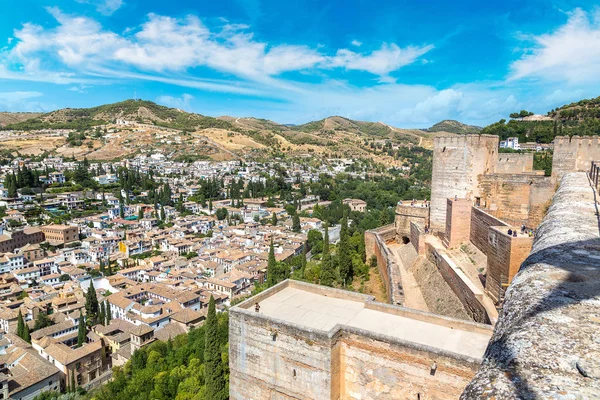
338 330 480 400
395 204 429 238
426 245 489 324
410 221 426 255
445 198 472 249
552 135 600 181
462 172 600 398
229 307 335 400
478 173 553 228
430 135 499 230
469 207 507 255
485 226 533 303
365 224 403 305
494 153 533 174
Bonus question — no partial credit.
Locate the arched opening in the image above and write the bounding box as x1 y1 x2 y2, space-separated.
401 236 410 244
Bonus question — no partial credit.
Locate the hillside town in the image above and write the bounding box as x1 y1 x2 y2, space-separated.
0 150 379 398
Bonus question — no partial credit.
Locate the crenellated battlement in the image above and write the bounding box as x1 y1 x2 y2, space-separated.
434 134 499 149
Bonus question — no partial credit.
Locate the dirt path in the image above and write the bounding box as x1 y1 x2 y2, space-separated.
388 243 429 312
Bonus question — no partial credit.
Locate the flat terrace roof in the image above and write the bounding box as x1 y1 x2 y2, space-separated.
243 281 493 361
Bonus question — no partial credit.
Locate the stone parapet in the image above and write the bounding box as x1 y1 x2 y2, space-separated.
462 172 600 398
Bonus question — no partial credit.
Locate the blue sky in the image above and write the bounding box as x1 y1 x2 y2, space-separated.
0 0 599 127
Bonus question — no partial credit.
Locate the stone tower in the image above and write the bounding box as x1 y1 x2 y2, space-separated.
429 135 498 230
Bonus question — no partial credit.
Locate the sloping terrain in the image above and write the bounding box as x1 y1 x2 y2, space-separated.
427 119 482 134
0 99 438 163
0 112 43 128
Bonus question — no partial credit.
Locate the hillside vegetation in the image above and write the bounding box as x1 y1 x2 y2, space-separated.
5 100 235 132
427 120 481 134
0 112 43 128
481 97 600 143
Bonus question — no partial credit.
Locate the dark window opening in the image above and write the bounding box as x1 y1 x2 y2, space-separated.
402 236 410 244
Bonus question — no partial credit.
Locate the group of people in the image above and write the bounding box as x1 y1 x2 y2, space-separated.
397 199 429 208
507 225 535 238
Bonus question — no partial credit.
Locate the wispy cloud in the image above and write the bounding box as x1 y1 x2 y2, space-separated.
156 93 194 110
509 8 600 84
75 0 124 16
0 91 53 112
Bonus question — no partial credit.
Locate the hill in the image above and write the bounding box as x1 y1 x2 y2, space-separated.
427 120 482 134
481 96 600 143
0 99 440 165
5 100 234 132
0 112 43 128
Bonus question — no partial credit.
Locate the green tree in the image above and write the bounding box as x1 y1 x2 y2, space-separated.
215 207 228 220
17 310 25 338
85 281 99 325
292 213 301 232
70 370 76 393
77 315 86 347
33 311 53 331
23 323 31 343
105 300 112 325
271 212 277 226
320 223 336 286
204 296 226 400
138 207 144 220
99 302 106 326
267 238 277 286
338 216 352 285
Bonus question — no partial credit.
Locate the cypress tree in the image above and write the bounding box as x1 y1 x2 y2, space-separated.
204 296 226 400
85 281 99 324
77 315 86 347
301 242 308 278
271 212 277 226
267 238 277 286
338 215 352 285
23 323 31 343
17 310 25 338
70 370 76 393
105 301 112 325
99 302 106 326
292 213 301 233
320 223 335 286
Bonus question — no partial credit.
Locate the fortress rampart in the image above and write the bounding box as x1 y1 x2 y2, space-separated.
364 224 402 304
430 135 499 230
230 280 494 400
552 135 600 180
462 172 600 398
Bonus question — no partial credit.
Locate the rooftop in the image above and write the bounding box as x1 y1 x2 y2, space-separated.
238 280 493 361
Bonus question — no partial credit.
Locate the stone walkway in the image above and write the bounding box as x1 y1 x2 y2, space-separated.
388 243 429 312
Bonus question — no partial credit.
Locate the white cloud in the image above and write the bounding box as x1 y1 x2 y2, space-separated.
328 43 434 77
3 8 431 87
156 93 194 110
351 40 362 47
510 8 600 84
67 85 91 93
76 0 124 16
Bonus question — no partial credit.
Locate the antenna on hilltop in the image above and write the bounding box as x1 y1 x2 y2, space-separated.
133 90 137 101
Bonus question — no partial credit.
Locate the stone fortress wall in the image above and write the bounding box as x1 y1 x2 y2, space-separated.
229 134 600 400
430 135 499 231
552 135 600 180
230 280 493 400
364 224 403 305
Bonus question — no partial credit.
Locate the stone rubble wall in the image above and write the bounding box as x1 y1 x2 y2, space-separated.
462 172 600 399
